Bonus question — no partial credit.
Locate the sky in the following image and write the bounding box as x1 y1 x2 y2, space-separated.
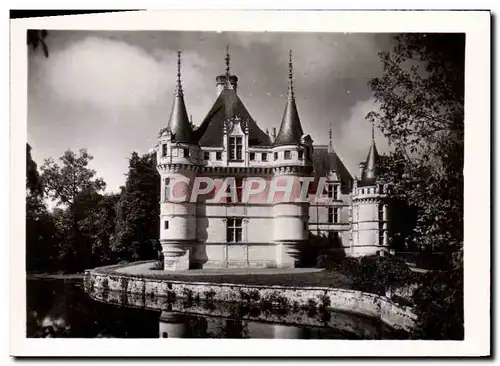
28 31 394 193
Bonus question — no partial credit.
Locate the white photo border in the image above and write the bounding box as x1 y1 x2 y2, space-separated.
10 10 491 357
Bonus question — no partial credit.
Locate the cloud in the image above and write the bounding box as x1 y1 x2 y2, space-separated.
28 32 393 195
333 98 391 177
30 36 207 110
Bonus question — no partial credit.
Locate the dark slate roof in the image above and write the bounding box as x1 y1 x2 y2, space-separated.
195 88 272 147
312 145 353 192
167 93 195 144
273 96 304 146
359 142 379 186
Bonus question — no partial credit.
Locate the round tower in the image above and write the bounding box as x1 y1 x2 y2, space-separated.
157 51 199 271
159 311 187 338
350 124 388 257
271 50 313 268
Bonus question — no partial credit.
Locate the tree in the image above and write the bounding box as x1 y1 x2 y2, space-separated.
26 144 57 271
112 152 161 262
368 34 464 339
368 33 464 259
79 193 121 266
26 144 43 196
40 149 106 271
27 29 49 57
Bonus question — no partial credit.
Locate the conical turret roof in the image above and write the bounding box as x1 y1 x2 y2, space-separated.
360 124 380 185
273 50 304 146
166 51 195 143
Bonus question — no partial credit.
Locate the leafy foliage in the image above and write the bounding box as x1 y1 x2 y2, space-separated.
325 255 418 296
411 269 464 340
368 34 464 339
111 152 161 261
27 147 163 273
368 33 464 255
38 149 106 272
27 29 49 57
40 149 106 208
26 144 43 196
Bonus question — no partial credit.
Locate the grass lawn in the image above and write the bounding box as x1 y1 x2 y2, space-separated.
151 271 353 288
95 262 355 289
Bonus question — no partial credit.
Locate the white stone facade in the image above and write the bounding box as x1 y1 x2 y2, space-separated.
156 125 388 270
155 51 389 270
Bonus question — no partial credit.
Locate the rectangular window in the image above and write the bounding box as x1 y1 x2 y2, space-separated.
183 149 190 158
249 152 255 161
204 151 210 160
216 151 222 160
262 153 268 161
236 178 243 202
284 150 291 160
328 208 339 224
164 221 169 230
227 178 243 203
333 187 338 200
162 144 168 157
164 178 170 201
229 137 243 161
298 150 304 160
378 205 384 222
379 224 384 246
274 152 278 161
327 184 333 198
236 137 242 160
226 218 243 243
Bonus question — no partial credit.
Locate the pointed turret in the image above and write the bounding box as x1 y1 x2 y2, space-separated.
167 51 195 143
361 122 380 185
273 50 304 146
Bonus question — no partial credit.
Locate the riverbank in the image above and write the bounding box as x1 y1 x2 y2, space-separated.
27 273 84 280
84 261 417 332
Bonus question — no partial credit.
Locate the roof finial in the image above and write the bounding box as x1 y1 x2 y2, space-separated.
176 50 183 97
288 49 294 99
329 124 333 147
371 121 375 143
225 44 231 77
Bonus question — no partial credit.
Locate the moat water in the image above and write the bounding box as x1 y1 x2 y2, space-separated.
27 279 409 339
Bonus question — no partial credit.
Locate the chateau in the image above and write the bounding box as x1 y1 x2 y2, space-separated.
155 50 389 271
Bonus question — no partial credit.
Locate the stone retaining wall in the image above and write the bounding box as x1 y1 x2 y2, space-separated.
84 266 417 332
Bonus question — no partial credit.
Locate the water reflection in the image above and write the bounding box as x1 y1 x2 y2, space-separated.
27 279 409 339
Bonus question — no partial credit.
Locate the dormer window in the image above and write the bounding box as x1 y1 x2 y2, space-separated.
183 149 190 158
229 137 243 161
262 153 268 162
274 152 278 161
216 151 222 161
284 150 291 160
204 151 210 160
162 144 168 157
298 150 303 160
249 152 255 161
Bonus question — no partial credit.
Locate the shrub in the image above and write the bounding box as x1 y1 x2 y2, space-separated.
411 268 463 340
325 255 418 295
